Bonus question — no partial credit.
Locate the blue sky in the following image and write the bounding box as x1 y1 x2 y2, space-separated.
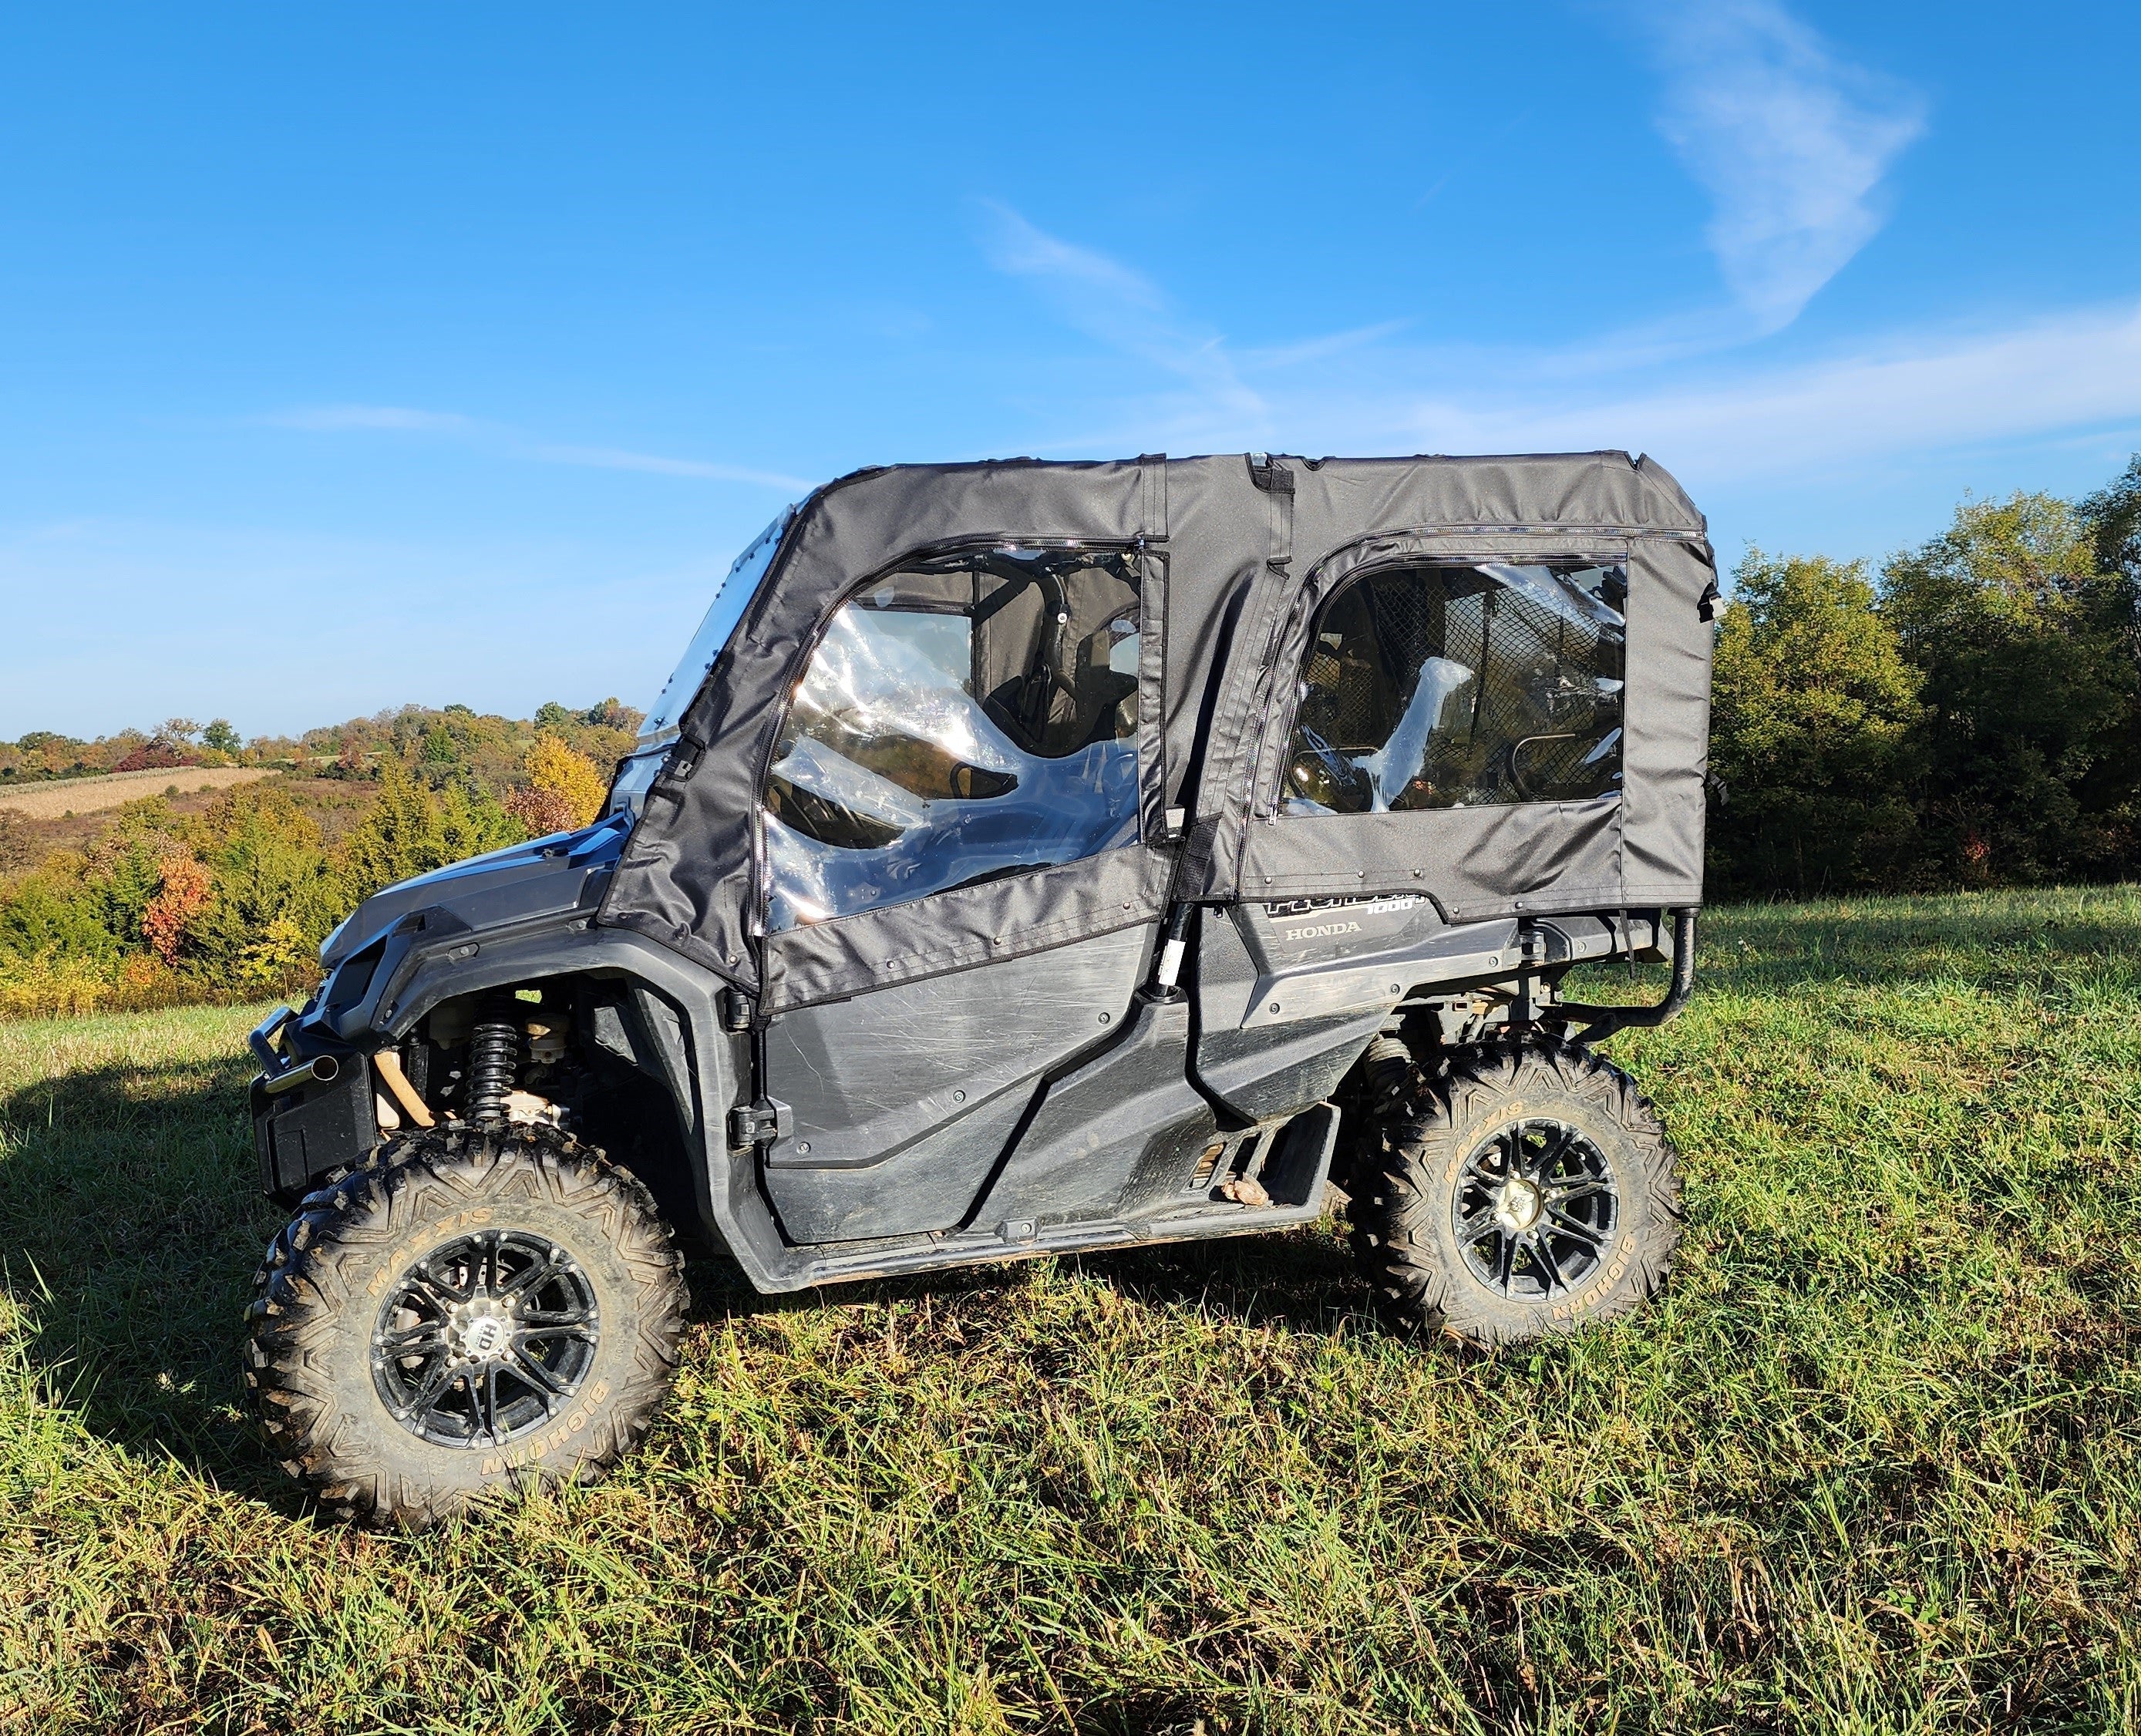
2 1 2137 739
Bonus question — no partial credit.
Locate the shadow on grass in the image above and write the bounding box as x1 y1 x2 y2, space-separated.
679 1233 1372 1347
0 1051 295 1499
681 1217 1376 1344
1066 1223 1371 1336
0 1051 1372 1503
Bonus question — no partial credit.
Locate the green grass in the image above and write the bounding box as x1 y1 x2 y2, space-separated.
4 888 2141 1733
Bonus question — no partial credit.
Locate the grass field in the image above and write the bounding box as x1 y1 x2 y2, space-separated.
2 888 2139 1733
0 765 275 820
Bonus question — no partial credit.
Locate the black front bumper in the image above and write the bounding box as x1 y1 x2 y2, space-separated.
250 1008 382 1205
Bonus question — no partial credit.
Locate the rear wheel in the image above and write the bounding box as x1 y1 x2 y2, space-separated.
1347 1038 1681 1346
244 1124 688 1528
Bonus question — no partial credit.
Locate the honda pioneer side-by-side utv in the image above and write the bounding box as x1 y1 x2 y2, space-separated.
244 451 1715 1526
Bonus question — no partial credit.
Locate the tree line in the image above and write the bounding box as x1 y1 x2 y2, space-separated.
0 696 639 789
0 700 635 1018
3 459 2138 1019
1706 456 2140 897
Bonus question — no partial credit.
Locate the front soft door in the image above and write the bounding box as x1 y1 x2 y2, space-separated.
751 543 1170 1243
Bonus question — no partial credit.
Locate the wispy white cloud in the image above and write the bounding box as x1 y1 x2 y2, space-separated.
979 202 1269 442
1641 1 1925 333
526 443 813 491
266 404 810 491
1310 303 2141 484
976 207 2141 492
266 403 481 433
983 205 1168 316
1242 321 1413 372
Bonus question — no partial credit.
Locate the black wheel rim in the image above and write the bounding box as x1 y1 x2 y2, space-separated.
370 1230 601 1448
1452 1118 1619 1302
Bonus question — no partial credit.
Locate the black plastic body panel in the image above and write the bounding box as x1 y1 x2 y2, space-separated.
319 813 627 972
286 764 1675 1297
759 927 1150 1242
1190 896 1669 1120
1197 1003 1391 1122
766 1087 1036 1244
975 990 1217 1232
318 819 626 1043
253 1062 379 1203
1193 906 1402 1119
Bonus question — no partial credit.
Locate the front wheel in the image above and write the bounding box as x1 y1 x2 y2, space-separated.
1347 1038 1682 1346
244 1124 688 1528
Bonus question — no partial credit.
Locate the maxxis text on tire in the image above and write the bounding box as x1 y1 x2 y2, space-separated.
244 1122 689 1529
1346 1036 1682 1347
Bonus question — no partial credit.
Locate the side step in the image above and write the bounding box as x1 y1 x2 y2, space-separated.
792 1102 1341 1288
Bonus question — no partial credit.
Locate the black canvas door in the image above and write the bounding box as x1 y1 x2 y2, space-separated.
749 544 1173 1243
1234 538 1637 917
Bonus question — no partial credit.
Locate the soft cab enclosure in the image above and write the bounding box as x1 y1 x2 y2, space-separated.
601 449 1716 1008
244 447 1720 1531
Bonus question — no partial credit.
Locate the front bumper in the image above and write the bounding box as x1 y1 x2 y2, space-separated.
250 1007 381 1205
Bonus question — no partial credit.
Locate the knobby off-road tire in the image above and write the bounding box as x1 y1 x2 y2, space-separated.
1347 1038 1682 1347
244 1123 689 1529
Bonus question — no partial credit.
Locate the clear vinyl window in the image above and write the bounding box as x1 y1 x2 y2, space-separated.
1282 561 1626 815
763 547 1141 930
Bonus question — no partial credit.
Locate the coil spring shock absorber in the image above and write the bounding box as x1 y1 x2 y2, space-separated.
466 998 521 1126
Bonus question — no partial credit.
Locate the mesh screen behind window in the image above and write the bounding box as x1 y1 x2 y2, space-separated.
1283 562 1626 815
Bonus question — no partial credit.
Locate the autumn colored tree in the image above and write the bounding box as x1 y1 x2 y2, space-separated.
583 697 640 731
141 852 214 965
112 738 198 773
0 698 641 1015
506 733 608 836
0 798 176 964
184 784 344 983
